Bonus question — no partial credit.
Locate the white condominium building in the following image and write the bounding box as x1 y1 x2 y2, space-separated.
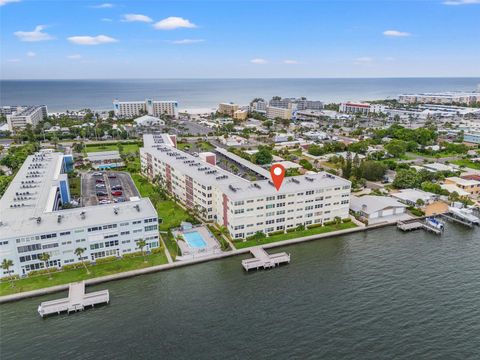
113 98 179 118
0 150 159 277
6 105 48 131
141 134 351 240
399 92 480 105
339 102 370 115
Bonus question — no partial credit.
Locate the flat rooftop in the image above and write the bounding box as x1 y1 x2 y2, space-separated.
142 134 350 201
0 150 156 239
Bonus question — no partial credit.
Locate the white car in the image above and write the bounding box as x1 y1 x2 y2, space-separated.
98 199 111 205
92 172 103 176
95 184 106 188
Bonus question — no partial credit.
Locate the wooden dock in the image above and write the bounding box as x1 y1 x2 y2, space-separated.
38 281 109 317
397 220 442 235
241 247 290 271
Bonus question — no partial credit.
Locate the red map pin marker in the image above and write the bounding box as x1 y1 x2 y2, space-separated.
270 163 286 191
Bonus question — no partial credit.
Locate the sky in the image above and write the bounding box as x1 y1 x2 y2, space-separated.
0 0 479 79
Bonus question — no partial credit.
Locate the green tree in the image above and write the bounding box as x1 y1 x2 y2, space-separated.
359 161 387 181
299 158 313 171
254 147 273 165
385 140 407 158
137 239 147 261
1 259 14 286
342 152 353 179
74 247 90 274
38 253 52 278
393 169 418 189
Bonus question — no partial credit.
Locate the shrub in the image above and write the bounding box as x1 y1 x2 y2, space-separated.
323 220 337 226
27 268 59 277
151 247 164 254
342 218 352 223
61 261 91 271
95 256 118 264
268 230 285 236
306 223 323 229
122 251 143 259
407 206 425 217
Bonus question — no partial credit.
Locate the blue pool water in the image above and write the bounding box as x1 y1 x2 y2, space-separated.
183 231 207 248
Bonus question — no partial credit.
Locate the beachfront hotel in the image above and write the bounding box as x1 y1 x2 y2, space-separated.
0 150 159 276
140 134 351 240
113 98 178 118
6 105 48 131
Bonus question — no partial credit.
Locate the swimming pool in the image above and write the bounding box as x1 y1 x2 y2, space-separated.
183 231 207 248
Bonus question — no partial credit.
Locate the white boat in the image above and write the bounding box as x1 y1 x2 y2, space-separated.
426 217 444 230
448 207 480 225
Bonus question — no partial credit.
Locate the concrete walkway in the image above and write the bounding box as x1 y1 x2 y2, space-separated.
159 234 173 264
0 222 391 304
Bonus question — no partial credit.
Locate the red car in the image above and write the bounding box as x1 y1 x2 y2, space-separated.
111 191 123 196
96 179 105 183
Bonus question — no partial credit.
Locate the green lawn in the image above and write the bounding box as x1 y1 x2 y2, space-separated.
84 143 140 154
207 225 231 251
131 173 192 231
0 251 168 296
451 159 480 170
177 141 214 152
234 222 358 249
162 232 180 260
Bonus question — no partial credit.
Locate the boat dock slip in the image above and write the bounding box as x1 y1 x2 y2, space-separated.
397 220 442 235
242 246 291 271
38 281 109 317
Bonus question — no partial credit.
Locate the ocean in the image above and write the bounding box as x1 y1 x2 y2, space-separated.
1 78 479 113
1 225 479 360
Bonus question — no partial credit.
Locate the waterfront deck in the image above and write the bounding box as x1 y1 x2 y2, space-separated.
397 220 442 235
38 281 109 317
242 247 290 271
440 213 475 228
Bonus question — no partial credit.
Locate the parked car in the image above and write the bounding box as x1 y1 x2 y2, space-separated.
111 185 122 190
95 179 105 183
93 172 103 176
96 191 108 196
107 174 117 179
95 184 106 188
113 197 126 203
111 191 123 196
98 199 112 205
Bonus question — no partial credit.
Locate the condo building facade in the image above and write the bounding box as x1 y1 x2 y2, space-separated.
266 106 293 120
113 98 179 118
218 102 239 117
6 105 48 131
141 134 351 240
339 102 370 115
398 92 480 105
0 150 159 277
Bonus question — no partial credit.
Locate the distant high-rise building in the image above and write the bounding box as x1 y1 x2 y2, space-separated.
398 92 480 105
113 99 178 118
268 97 323 111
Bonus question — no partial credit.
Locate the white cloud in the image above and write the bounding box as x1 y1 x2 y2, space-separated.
283 59 299 64
443 0 480 4
153 17 197 30
250 58 268 65
122 14 153 23
0 0 21 6
101 18 113 22
169 39 204 44
354 57 374 64
68 35 118 45
26 51 36 57
67 54 82 59
14 25 54 42
7 58 21 63
91 3 114 8
383 30 411 37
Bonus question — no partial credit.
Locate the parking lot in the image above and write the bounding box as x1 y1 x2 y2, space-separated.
81 171 140 206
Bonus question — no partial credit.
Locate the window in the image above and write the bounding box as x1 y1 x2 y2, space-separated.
145 225 158 232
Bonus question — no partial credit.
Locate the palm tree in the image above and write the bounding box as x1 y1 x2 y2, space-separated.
136 239 147 262
38 253 51 278
74 247 90 274
1 259 14 287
